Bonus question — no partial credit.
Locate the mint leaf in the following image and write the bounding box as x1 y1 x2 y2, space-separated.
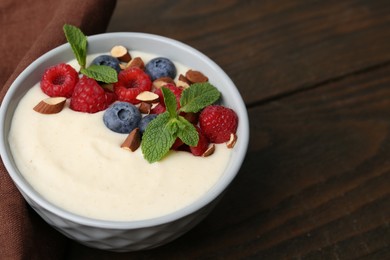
141 83 220 163
166 118 179 135
141 112 177 163
177 116 199 146
80 65 118 83
180 83 221 113
161 87 178 118
63 24 87 69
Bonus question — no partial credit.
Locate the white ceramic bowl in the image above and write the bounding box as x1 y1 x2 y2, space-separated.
0 33 249 252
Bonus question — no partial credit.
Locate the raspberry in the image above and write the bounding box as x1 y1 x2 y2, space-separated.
114 67 152 104
171 138 184 150
150 103 166 114
190 126 209 156
40 63 78 98
104 91 117 106
70 76 114 113
156 83 183 107
199 105 238 143
150 83 183 114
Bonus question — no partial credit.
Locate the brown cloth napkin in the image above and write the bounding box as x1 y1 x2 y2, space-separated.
0 0 116 259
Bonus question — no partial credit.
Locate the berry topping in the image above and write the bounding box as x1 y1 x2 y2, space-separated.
138 114 157 134
190 126 209 156
150 83 183 114
40 63 78 98
145 57 177 81
150 103 166 114
103 102 142 134
114 67 152 104
199 105 238 143
69 76 113 113
104 91 117 106
171 138 185 150
156 83 182 107
91 55 121 73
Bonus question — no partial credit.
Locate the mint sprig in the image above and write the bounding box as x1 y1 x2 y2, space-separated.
180 83 221 113
176 116 199 145
63 24 87 69
163 87 179 118
63 24 118 84
141 112 176 162
80 65 118 83
141 83 221 163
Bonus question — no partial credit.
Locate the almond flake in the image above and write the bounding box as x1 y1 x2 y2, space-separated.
110 45 131 62
121 128 141 152
185 69 208 83
33 97 66 114
202 144 215 157
126 57 145 70
136 91 159 103
139 102 152 114
153 77 175 89
226 133 238 149
176 74 190 88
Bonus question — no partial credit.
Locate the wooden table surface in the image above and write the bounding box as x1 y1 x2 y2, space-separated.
69 0 390 258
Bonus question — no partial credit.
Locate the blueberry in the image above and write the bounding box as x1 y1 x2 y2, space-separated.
91 55 121 73
145 57 177 81
139 114 158 134
103 102 141 133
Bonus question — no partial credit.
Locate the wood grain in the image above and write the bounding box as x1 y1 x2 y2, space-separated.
107 0 390 106
67 0 390 258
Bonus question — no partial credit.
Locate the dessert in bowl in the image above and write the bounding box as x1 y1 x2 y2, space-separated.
0 29 249 252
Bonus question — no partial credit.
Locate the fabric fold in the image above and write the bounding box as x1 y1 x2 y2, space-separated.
0 0 116 259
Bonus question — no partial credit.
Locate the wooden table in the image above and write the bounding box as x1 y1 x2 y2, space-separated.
68 0 390 258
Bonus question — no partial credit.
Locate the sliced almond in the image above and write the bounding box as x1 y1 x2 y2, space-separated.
121 128 141 152
185 69 208 83
126 57 145 70
139 102 152 114
136 91 159 103
179 74 191 83
176 74 191 88
153 77 175 89
202 144 215 157
111 45 132 62
33 97 66 114
226 133 238 149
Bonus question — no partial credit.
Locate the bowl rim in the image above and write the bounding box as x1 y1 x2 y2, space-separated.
0 32 249 229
